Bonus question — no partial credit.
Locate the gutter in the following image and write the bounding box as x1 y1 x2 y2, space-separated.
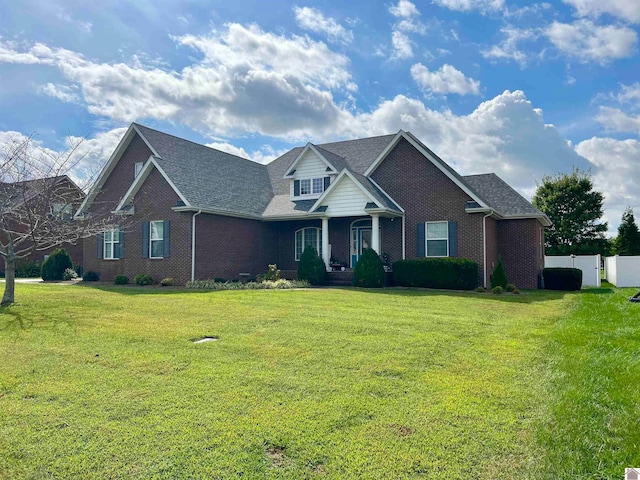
191 210 202 281
482 210 494 289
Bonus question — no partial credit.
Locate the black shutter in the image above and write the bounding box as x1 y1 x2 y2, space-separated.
323 176 330 191
163 220 170 258
416 223 425 257
294 180 300 196
448 221 458 257
118 229 125 259
142 222 149 258
96 233 104 259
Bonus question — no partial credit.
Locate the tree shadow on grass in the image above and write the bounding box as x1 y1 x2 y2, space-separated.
76 283 212 296
0 305 76 337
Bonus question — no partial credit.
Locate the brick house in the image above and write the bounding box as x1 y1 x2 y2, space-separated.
77 123 550 288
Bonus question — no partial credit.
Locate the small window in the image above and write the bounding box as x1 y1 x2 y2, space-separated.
104 229 120 259
295 227 322 261
150 221 164 258
51 203 73 220
312 177 323 194
426 221 448 257
300 179 312 195
135 162 143 177
295 177 328 197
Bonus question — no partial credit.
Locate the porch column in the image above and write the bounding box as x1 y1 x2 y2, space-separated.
322 217 330 271
371 214 380 254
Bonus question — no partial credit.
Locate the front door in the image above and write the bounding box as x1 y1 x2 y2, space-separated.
351 220 373 267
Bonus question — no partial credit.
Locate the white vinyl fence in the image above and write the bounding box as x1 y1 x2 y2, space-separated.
604 256 640 287
544 255 601 288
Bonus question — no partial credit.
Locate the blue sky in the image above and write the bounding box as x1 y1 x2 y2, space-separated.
1 0 639 233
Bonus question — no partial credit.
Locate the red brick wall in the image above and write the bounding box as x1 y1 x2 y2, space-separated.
485 217 498 288
497 219 544 289
371 138 486 285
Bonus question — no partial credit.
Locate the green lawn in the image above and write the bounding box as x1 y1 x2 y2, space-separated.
0 284 638 479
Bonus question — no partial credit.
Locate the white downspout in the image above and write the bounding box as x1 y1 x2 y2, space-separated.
482 210 494 288
191 210 202 281
402 214 406 260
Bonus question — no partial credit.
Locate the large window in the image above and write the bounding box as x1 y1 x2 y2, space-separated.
295 227 322 261
150 221 164 258
104 229 120 259
426 221 448 257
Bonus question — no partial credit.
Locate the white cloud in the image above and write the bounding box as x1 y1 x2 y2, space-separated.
545 20 637 64
391 31 414 59
615 82 640 105
595 107 640 135
205 141 286 164
389 0 420 18
563 0 640 24
576 137 640 233
39 83 80 103
482 27 539 67
293 6 353 44
431 0 505 13
411 63 481 96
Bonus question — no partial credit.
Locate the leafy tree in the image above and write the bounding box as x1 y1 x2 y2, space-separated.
533 169 608 255
613 207 640 255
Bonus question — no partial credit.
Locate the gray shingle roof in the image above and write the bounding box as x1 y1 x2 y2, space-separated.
463 173 545 217
135 124 272 217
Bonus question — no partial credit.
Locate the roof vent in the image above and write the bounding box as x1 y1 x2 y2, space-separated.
287 169 296 176
325 167 333 172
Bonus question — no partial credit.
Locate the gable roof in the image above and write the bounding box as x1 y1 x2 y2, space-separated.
0 175 83 210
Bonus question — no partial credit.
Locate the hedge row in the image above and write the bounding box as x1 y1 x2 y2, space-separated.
392 258 478 290
542 267 582 291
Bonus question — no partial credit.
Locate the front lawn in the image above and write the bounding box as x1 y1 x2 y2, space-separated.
0 284 638 478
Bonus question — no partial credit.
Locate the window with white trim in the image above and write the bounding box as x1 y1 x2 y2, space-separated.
150 221 164 258
312 177 324 194
104 229 120 259
426 221 448 257
134 162 143 177
51 203 73 220
295 227 322 261
293 176 329 198
300 179 312 195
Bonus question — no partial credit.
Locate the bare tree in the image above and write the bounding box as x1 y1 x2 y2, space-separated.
0 135 115 305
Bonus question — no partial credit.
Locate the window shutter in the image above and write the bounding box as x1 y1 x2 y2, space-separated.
118 229 125 259
96 233 104 259
294 180 300 196
142 222 149 258
416 223 425 257
163 220 170 258
323 176 330 191
448 221 458 257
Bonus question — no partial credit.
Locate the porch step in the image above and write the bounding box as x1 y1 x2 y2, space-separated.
326 271 353 286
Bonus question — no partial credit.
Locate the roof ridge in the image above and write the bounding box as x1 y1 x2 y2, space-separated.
316 133 396 148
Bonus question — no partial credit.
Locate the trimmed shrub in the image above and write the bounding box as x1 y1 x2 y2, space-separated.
297 246 325 285
186 279 309 290
476 286 485 293
41 248 73 281
63 268 78 281
10 259 42 278
392 258 478 290
114 275 129 285
160 277 173 286
83 270 100 282
492 286 504 294
134 274 154 286
490 257 508 289
505 283 516 293
513 288 521 295
352 248 385 288
543 268 582 291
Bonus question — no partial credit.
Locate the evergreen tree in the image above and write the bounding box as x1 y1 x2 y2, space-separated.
613 207 640 255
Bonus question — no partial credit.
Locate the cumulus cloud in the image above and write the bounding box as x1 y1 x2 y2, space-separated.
388 0 426 59
293 6 353 44
594 82 640 135
545 20 637 64
411 63 481 96
391 31 414 59
205 141 286 164
482 26 539 67
563 0 640 24
431 0 505 13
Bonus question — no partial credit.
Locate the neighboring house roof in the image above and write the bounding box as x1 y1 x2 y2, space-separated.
0 175 83 210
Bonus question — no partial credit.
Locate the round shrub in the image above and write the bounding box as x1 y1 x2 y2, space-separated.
114 275 129 285
134 274 154 286
41 248 73 281
83 270 100 282
492 286 504 294
297 246 326 285
352 248 385 288
505 283 516 292
160 277 173 286
63 268 78 281
490 257 508 289
476 286 485 293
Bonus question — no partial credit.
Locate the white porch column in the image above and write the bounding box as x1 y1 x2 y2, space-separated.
322 217 330 271
371 214 380 254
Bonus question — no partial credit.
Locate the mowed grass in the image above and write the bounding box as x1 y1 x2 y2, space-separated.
0 283 637 478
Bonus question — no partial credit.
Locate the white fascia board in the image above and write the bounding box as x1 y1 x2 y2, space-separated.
172 206 261 220
75 123 160 217
309 169 379 213
364 130 490 209
366 176 405 213
283 143 337 179
114 157 190 212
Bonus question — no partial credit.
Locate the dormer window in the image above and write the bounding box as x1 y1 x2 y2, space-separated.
294 176 330 198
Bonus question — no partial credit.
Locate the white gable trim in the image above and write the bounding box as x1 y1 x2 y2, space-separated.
75 123 160 217
283 143 338 178
114 157 190 212
310 169 380 212
364 130 490 209
366 176 405 213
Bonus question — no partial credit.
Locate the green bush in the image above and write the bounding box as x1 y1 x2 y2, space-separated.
352 248 385 288
160 277 173 286
10 259 42 278
543 268 582 291
492 286 504 294
83 270 100 282
114 275 129 285
505 283 516 292
63 268 78 281
213 277 227 283
41 248 73 281
297 246 325 285
490 257 508 289
392 258 478 290
186 279 309 290
134 274 154 286
476 286 485 293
